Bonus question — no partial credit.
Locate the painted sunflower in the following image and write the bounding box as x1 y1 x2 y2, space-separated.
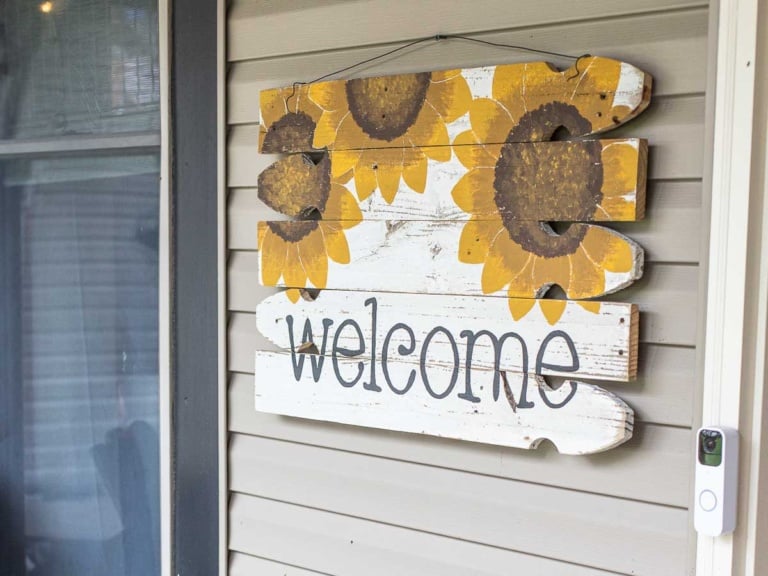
257 154 362 303
453 138 642 324
307 69 471 203
259 85 324 153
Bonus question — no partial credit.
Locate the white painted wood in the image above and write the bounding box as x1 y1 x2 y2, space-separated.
228 0 707 62
231 373 693 506
229 437 688 575
254 350 632 455
258 220 644 299
698 0 761 573
229 494 624 576
256 290 637 381
228 9 708 124
230 181 701 262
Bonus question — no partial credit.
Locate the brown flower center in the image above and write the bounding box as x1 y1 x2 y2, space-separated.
506 102 593 142
262 111 317 153
258 153 331 218
493 106 603 258
267 220 319 243
346 73 431 141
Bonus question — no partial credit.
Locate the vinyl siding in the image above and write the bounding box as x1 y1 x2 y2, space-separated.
225 1 711 573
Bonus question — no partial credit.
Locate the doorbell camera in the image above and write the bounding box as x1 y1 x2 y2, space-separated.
694 426 738 536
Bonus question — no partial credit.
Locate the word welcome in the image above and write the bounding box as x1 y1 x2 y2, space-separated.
287 297 581 410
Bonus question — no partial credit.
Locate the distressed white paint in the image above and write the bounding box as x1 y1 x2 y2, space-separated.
613 61 648 111
254 350 633 455
256 291 637 381
259 220 644 299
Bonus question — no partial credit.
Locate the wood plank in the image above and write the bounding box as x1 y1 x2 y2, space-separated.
229 0 708 61
228 95 705 186
259 57 651 153
229 180 701 263
257 220 644 299
229 8 708 124
254 350 632 455
257 139 647 221
229 436 689 575
256 291 638 381
231 373 694 505
229 493 624 576
231 259 698 346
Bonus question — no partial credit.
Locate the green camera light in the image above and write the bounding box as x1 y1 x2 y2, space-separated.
699 429 723 467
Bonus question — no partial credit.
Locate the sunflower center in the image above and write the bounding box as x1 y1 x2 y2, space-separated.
262 111 317 153
258 153 331 218
267 220 320 243
493 135 603 258
346 73 431 142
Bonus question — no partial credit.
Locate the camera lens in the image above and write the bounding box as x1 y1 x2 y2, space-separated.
704 437 718 453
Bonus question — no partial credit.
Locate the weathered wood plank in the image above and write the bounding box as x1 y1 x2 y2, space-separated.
257 139 646 221
256 291 638 381
254 350 632 455
259 57 651 153
257 220 644 299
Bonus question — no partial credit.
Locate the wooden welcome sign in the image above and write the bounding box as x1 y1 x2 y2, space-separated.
253 56 652 455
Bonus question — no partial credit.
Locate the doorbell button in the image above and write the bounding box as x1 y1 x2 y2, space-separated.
699 489 717 512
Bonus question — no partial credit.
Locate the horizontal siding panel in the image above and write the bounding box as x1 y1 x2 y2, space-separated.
227 258 698 346
227 96 705 187
229 435 688 575
228 181 702 263
228 8 707 123
230 494 621 576
229 372 693 504
229 552 328 576
228 0 707 61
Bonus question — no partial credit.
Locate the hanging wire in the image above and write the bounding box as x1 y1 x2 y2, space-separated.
284 34 589 107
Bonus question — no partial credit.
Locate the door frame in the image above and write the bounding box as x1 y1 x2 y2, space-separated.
699 0 768 574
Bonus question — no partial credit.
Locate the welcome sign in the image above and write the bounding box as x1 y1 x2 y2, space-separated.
253 56 652 455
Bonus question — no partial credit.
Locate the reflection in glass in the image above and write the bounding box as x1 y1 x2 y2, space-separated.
0 1 161 575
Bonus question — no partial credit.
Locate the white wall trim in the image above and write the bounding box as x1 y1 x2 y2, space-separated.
158 0 172 574
698 0 764 573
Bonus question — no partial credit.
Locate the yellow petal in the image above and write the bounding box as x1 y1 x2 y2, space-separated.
451 167 496 216
481 231 528 294
313 109 348 149
401 148 428 194
532 255 570 296
354 161 378 201
452 130 498 169
539 300 568 325
567 249 606 298
325 182 362 224
458 219 498 264
330 149 362 180
468 98 513 145
601 140 640 202
282 243 307 288
506 257 537 298
578 301 602 314
411 104 450 159
321 224 351 264
299 229 328 289
259 88 288 128
260 228 287 286
285 288 302 303
428 70 472 122
508 298 536 321
308 81 346 111
376 159 404 204
581 226 634 273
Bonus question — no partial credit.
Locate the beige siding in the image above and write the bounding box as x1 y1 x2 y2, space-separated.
225 1 711 574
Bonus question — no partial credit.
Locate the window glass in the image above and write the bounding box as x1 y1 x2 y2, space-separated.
0 2 161 575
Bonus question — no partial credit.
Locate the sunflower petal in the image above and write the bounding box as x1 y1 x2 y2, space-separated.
508 298 536 321
451 167 497 216
376 159 404 204
481 231 526 294
325 182 362 223
567 249 607 298
402 148 428 194
330 149 361 180
354 162 378 201
468 98 513 145
458 219 498 264
532 254 570 296
452 131 497 169
260 228 287 286
321 224 351 264
299 229 328 289
539 300 568 325
578 301 602 314
428 70 472 122
581 227 635 273
282 243 307 288
313 110 347 149
411 104 451 159
285 288 302 303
